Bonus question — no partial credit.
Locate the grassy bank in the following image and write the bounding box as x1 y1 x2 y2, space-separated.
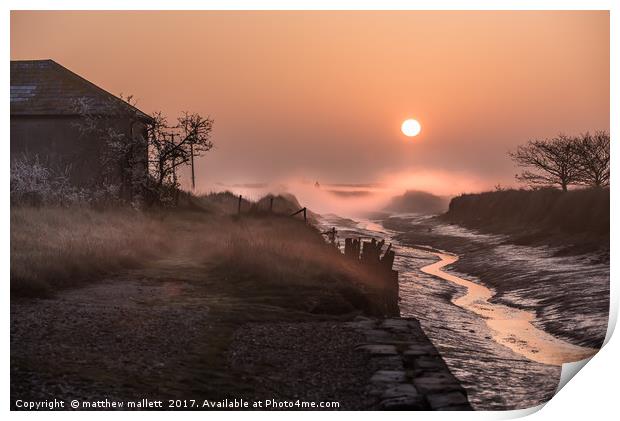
11 200 381 314
10 207 171 296
442 188 609 252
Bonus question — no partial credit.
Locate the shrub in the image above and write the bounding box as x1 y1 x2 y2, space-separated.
10 154 121 207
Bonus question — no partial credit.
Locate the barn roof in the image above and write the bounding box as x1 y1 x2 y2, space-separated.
10 59 153 123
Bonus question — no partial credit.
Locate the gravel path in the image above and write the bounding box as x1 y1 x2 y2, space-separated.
228 322 375 410
11 277 213 405
11 277 380 410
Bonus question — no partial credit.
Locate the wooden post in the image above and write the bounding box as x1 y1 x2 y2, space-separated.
270 197 274 212
190 142 195 190
361 241 370 263
303 207 307 222
381 250 395 271
171 133 179 205
344 238 353 258
370 239 378 262
238 194 242 215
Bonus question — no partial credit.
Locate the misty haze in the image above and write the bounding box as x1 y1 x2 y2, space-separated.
10 10 609 412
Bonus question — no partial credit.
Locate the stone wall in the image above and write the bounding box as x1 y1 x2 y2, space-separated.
348 316 472 410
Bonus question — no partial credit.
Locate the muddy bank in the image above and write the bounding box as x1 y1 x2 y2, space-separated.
395 250 561 410
382 215 609 349
419 251 596 365
321 214 565 409
442 188 609 257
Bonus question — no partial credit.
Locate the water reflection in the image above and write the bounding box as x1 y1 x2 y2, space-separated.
421 252 597 366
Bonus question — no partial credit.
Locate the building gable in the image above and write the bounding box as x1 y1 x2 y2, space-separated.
10 59 152 123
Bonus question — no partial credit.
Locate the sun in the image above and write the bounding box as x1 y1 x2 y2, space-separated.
401 119 421 137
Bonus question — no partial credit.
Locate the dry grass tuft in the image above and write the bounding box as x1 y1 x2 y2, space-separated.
212 216 380 314
220 218 368 286
11 207 171 296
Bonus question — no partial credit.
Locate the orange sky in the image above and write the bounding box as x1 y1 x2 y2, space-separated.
10 11 609 199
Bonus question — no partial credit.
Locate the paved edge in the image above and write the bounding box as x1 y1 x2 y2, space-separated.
346 316 473 410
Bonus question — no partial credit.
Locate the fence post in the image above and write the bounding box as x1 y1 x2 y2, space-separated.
270 197 274 212
303 207 307 222
238 194 242 215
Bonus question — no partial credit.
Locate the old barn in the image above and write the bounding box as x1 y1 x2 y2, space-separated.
10 59 153 199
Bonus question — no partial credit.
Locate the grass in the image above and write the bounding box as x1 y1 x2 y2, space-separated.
10 206 171 296
443 187 609 252
214 216 378 314
11 197 381 314
195 191 316 220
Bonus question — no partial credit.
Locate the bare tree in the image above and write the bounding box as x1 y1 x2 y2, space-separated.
147 111 214 195
574 130 610 188
509 135 581 191
74 95 215 206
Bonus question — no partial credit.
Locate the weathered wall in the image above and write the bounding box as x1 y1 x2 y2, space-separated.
10 115 148 199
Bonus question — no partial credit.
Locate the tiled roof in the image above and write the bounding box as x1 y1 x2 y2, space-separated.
10 59 152 122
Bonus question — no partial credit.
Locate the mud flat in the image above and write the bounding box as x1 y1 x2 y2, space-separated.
420 251 597 366
320 213 605 409
382 214 609 350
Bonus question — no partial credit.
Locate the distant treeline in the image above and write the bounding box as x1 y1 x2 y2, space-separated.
443 188 609 239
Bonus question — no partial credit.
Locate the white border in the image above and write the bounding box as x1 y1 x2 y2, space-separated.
2 0 617 11
3 2 617 420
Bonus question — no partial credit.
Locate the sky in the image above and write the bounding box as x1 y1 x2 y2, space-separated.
10 11 609 211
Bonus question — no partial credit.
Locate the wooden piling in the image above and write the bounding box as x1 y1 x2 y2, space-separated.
342 236 399 316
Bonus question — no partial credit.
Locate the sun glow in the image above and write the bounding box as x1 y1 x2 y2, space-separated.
401 119 421 137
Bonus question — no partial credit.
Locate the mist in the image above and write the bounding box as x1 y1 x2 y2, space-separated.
11 11 610 208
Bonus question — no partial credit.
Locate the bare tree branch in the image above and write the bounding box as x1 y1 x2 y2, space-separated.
573 131 610 187
509 135 581 191
73 95 215 206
